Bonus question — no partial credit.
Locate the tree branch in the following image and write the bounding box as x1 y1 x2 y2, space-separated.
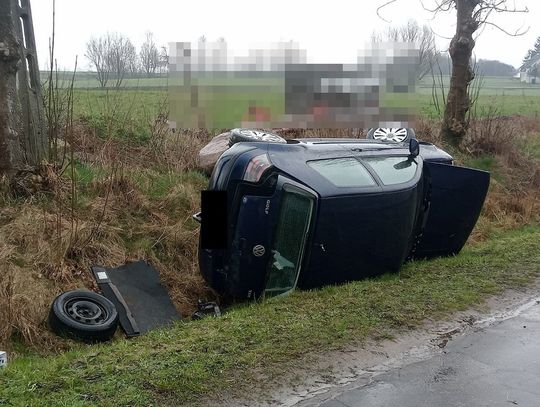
376 0 400 23
430 25 454 41
420 0 453 13
482 20 529 36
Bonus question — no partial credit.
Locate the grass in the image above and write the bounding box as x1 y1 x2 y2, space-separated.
1 117 538 351
523 134 540 160
63 75 540 136
460 154 510 186
1 71 538 404
76 87 540 134
0 136 213 353
73 89 168 143
1 225 539 406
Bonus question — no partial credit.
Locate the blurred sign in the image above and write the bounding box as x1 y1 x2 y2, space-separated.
168 41 419 129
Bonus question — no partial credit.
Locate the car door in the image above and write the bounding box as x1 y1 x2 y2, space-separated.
413 162 490 259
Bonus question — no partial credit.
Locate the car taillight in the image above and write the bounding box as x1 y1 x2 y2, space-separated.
243 154 272 182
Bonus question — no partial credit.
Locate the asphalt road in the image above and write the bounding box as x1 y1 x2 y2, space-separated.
317 300 540 407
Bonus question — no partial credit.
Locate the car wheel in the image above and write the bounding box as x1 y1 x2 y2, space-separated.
366 127 415 143
229 128 286 147
48 290 119 342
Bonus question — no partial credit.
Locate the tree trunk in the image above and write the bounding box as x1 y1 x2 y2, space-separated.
0 0 47 175
441 0 479 146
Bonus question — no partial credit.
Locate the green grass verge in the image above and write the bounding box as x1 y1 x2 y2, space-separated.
2 226 540 406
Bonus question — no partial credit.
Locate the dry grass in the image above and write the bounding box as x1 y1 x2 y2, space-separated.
72 123 215 172
0 125 215 353
0 125 361 352
0 265 47 349
413 116 442 145
414 115 540 241
1 116 539 353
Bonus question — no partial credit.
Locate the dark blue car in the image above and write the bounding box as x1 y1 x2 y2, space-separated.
197 129 490 301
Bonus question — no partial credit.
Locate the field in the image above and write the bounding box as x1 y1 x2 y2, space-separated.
417 75 540 117
51 72 540 132
0 71 539 405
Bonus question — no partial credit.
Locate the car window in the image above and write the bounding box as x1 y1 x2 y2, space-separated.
265 188 314 297
308 158 376 187
363 156 418 185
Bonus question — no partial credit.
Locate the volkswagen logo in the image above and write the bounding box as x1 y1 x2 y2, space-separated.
252 245 266 257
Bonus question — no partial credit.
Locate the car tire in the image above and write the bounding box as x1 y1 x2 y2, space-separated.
366 128 415 143
229 128 286 147
48 290 119 343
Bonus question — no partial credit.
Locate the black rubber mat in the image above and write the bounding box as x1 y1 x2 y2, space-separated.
92 260 180 335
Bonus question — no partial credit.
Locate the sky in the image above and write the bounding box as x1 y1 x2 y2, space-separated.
30 0 537 71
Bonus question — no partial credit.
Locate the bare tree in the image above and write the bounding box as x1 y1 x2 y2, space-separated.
107 33 137 87
370 30 383 43
85 35 111 87
140 31 159 77
378 0 528 146
402 21 437 79
85 32 137 88
373 19 437 79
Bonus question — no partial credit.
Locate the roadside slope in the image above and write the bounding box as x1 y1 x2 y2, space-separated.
1 226 539 406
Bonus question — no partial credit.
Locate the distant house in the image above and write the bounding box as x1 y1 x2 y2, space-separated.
519 56 540 84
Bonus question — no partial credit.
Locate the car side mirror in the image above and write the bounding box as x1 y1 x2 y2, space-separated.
409 139 420 158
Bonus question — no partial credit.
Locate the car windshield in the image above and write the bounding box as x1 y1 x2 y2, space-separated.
363 156 418 185
308 158 376 187
264 187 314 297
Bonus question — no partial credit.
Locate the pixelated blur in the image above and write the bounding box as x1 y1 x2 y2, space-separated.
169 41 419 129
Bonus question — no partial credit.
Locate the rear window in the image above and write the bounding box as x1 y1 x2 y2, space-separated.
308 158 376 187
363 157 417 185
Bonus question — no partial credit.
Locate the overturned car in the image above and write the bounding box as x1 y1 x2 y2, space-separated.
196 128 490 301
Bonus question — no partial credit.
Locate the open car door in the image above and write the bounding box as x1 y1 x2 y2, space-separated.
414 162 490 259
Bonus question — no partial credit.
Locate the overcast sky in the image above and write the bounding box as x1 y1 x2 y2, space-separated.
30 0 536 71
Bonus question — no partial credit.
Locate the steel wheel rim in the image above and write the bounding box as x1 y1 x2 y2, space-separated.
64 298 108 325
